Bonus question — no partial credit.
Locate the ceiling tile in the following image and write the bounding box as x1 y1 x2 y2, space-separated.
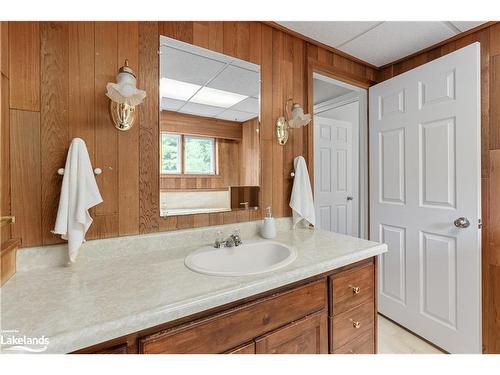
216 109 258 122
449 21 485 32
278 21 381 47
160 45 226 86
160 97 185 111
229 97 259 114
313 78 353 105
178 102 226 118
207 65 260 97
340 21 456 66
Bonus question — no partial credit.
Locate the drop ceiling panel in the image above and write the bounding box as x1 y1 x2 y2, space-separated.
449 21 485 32
207 65 260 97
160 46 226 86
161 97 185 111
216 109 257 122
230 97 259 114
179 102 226 117
340 21 456 66
277 21 487 67
313 78 353 105
278 21 381 47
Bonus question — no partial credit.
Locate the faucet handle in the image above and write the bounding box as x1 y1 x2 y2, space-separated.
231 229 242 246
214 230 224 248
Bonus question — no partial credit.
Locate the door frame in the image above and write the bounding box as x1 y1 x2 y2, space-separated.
307 60 369 239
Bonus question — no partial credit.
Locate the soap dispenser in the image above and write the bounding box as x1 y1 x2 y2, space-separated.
261 207 277 239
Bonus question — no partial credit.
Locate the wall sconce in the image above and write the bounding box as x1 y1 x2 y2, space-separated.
276 99 312 145
106 59 146 131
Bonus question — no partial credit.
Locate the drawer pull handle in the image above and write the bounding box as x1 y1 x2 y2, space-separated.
349 285 360 294
350 319 361 329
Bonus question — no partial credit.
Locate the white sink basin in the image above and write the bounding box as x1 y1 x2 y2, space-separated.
185 240 297 276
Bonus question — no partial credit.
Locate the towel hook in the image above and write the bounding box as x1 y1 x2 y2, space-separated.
57 168 102 176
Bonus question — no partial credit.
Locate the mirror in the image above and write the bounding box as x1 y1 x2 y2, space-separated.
159 36 261 217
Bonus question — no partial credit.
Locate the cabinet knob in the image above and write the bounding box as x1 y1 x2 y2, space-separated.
350 319 361 329
349 285 360 294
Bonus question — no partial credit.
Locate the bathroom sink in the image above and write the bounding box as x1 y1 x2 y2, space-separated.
185 240 297 276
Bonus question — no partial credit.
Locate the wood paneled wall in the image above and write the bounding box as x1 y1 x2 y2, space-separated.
6 21 376 244
376 22 500 353
1 22 11 246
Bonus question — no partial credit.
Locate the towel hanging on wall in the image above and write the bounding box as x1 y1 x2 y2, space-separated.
52 138 103 263
289 156 315 228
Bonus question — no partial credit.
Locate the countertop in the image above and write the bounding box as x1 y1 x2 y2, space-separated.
0 226 386 354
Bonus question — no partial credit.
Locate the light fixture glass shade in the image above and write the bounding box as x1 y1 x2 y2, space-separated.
106 71 146 106
288 103 312 128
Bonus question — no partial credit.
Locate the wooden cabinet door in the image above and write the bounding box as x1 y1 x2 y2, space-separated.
255 311 328 354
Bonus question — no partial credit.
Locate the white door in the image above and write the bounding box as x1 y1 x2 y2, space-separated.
369 43 481 353
314 116 358 236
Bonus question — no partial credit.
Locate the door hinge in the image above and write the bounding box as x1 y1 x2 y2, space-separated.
478 218 483 229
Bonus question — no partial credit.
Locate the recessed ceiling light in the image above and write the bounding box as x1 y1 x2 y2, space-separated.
190 87 248 108
160 78 200 101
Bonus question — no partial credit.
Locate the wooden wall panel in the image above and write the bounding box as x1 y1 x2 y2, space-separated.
40 22 69 245
1 73 10 244
138 22 160 234
240 118 260 186
94 22 118 231
117 22 140 236
1 22 8 76
10 110 42 246
160 111 243 141
9 22 39 111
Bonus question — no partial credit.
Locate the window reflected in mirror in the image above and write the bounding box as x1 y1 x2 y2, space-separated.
159 36 261 218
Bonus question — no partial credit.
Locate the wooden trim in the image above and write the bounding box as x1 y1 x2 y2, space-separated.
379 21 498 69
264 21 378 70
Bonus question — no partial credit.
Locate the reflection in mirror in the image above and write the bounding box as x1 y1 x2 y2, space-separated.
159 36 261 217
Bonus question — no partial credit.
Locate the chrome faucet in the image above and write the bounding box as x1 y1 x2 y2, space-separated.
214 230 242 248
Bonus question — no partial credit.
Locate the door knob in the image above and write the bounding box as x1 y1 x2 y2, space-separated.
346 196 354 201
454 217 470 228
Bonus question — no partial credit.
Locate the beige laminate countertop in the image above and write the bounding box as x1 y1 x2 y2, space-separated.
0 225 386 354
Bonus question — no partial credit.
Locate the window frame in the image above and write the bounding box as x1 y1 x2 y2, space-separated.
160 132 218 176
160 133 182 175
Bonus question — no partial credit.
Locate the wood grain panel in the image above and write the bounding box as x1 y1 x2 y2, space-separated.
491 23 500 57
1 74 10 243
491 56 500 150
160 22 193 44
331 300 374 351
240 118 260 186
226 341 255 354
94 22 118 228
139 22 159 233
489 150 500 267
8 22 39 111
10 110 42 246
160 111 243 140
208 22 223 53
0 22 8 76
192 21 209 49
117 22 140 236
40 22 69 245
68 22 95 158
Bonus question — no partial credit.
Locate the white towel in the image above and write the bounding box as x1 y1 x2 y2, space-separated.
52 138 103 263
289 156 315 228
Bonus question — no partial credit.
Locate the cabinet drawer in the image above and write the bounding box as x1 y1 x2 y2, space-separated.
330 262 374 316
139 279 327 354
331 300 374 351
333 329 374 354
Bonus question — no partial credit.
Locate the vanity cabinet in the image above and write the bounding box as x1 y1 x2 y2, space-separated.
328 261 376 354
77 258 376 355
